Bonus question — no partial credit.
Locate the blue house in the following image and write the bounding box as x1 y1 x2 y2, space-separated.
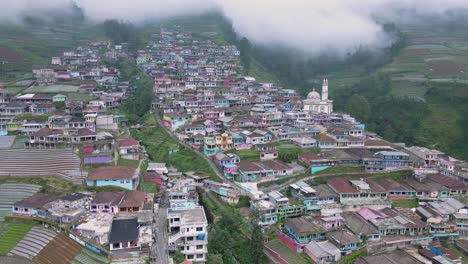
283 217 325 244
290 183 339 211
374 151 410 170
202 137 220 156
12 193 58 217
86 166 138 190
214 97 229 107
326 229 361 255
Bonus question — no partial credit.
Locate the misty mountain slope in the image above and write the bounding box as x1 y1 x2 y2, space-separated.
222 19 468 160
0 23 107 82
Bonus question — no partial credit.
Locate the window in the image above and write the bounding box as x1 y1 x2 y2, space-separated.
113 243 120 248
187 237 194 241
187 255 194 259
196 227 203 231
24 208 29 212
187 228 190 232
197 254 204 259
196 245 203 249
14 207 18 211
186 246 190 250
120 180 125 184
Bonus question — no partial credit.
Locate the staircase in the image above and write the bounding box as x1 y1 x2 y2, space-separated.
168 232 183 244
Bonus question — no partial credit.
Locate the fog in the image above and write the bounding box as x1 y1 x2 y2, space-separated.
2 0 468 55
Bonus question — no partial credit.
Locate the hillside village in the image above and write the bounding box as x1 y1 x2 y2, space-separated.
0 24 467 264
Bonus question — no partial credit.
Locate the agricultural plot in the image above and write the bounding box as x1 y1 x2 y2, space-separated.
24 84 79 93
381 26 468 98
0 223 32 255
390 81 428 100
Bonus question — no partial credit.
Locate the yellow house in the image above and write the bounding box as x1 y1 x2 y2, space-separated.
215 132 233 150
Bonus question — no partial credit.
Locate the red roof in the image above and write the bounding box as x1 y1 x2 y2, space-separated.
327 178 358 193
119 138 139 147
87 166 136 181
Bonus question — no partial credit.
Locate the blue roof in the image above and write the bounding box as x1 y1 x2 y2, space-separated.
376 151 409 156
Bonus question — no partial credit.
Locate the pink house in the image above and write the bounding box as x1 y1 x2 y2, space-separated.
55 72 71 80
356 207 387 221
318 215 344 229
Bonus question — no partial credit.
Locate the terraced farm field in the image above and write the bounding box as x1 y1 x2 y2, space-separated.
265 240 312 264
0 223 33 255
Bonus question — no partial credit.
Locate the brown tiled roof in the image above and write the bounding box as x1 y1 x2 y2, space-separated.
143 171 162 179
364 140 393 147
342 212 379 235
314 134 336 143
87 166 136 180
119 191 146 208
327 178 358 193
402 178 446 192
14 193 58 208
428 174 468 190
32 94 53 100
375 178 412 191
32 127 63 137
92 192 124 205
119 138 139 147
344 148 375 159
366 179 387 192
298 153 322 163
77 128 96 136
237 161 263 172
326 228 361 246
284 217 324 235
261 160 290 171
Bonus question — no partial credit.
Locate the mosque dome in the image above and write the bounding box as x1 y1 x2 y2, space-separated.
307 88 321 101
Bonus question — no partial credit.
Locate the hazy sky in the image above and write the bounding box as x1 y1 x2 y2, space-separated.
2 0 468 55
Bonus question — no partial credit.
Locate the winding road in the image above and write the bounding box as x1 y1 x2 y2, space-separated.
153 111 252 198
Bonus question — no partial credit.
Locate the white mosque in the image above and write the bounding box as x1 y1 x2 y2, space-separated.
303 79 333 115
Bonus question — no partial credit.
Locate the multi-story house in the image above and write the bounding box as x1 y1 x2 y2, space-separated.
167 206 208 263
406 146 444 166
327 178 388 205
214 132 233 150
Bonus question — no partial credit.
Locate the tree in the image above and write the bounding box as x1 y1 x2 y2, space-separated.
249 221 264 264
207 254 224 264
173 250 185 264
239 37 252 73
103 19 141 51
347 94 370 122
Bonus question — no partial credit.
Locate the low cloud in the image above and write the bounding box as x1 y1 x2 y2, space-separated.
2 0 468 55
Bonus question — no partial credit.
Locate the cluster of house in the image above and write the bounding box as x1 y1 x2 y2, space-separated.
11 189 154 252
251 172 468 262
35 42 130 89
0 42 145 165
83 159 212 262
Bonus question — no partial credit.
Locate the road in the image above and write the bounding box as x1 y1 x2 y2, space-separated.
153 111 253 198
152 191 169 264
260 168 411 193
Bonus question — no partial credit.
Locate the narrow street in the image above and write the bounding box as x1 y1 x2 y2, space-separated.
152 191 169 264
